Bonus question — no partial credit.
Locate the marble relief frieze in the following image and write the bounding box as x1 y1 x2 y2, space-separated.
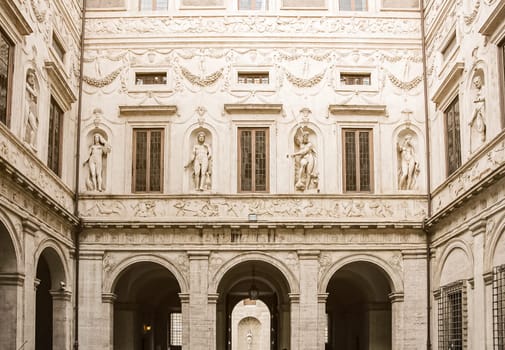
79 196 427 222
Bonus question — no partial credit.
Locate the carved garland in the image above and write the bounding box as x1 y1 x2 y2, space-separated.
278 51 331 62
386 71 423 90
463 0 480 26
382 54 422 63
285 70 325 88
180 66 223 87
83 67 123 88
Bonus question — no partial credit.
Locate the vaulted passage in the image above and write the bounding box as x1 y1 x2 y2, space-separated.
0 222 18 350
326 262 392 350
113 262 182 350
216 261 291 350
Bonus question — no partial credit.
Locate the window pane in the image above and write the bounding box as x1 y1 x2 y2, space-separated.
493 265 505 349
255 130 267 191
135 131 147 192
240 130 252 191
339 0 351 10
446 98 461 175
239 0 266 10
48 99 62 175
140 0 168 10
448 291 462 349
344 131 356 191
359 131 370 191
356 0 367 10
0 31 11 125
170 313 182 346
149 130 162 191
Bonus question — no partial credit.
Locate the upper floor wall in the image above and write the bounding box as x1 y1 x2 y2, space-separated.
0 0 83 215
424 0 505 218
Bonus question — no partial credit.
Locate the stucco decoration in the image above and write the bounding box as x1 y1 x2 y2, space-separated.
397 130 420 190
469 70 486 153
289 127 319 192
83 131 111 192
23 69 39 151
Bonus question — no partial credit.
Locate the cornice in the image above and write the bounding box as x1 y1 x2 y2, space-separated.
44 60 78 111
478 0 505 43
0 0 33 38
431 61 464 107
328 104 387 116
224 104 283 114
119 105 178 117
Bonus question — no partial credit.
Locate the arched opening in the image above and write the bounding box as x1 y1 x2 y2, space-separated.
113 262 182 350
0 222 18 349
35 246 68 350
231 300 270 350
325 261 392 350
216 260 291 350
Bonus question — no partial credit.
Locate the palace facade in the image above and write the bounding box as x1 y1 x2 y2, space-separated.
0 0 504 349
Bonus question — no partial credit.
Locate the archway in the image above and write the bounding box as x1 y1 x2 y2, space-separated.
216 260 291 350
113 262 182 350
35 246 68 350
325 261 392 350
0 221 18 349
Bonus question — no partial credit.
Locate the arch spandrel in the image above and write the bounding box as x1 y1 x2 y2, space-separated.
104 254 189 294
319 253 404 294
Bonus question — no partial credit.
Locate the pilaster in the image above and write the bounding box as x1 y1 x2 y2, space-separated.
188 251 210 349
50 289 72 350
297 250 320 350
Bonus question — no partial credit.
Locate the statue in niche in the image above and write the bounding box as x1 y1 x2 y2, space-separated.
24 71 38 151
469 74 486 152
185 131 212 191
397 133 420 190
83 133 111 192
246 329 253 350
289 128 318 191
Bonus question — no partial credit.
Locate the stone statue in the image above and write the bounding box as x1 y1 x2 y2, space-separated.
469 74 486 151
185 131 212 191
289 128 318 191
24 71 38 150
246 329 253 350
83 133 111 192
397 134 420 190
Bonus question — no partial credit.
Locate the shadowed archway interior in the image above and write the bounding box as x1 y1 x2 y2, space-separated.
0 222 18 350
113 262 181 350
326 261 392 350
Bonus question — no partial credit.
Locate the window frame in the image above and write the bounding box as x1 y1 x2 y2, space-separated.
499 38 505 129
342 128 374 193
0 28 14 127
47 97 64 176
339 0 368 11
132 128 164 193
237 127 270 193
437 280 467 350
139 0 168 11
444 96 462 177
238 0 268 10
493 265 505 349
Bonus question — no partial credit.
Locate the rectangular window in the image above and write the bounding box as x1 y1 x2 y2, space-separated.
169 313 182 347
340 0 367 10
343 129 372 192
48 98 63 175
238 72 269 84
238 128 269 192
133 129 163 192
445 97 461 176
340 73 371 86
135 72 167 85
52 34 65 62
139 0 168 10
0 29 13 126
500 40 505 129
493 265 505 349
438 281 466 350
238 0 267 10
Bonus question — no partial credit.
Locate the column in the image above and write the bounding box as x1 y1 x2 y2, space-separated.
289 293 300 350
207 293 219 350
483 271 493 349
317 293 328 350
102 293 117 349
50 289 72 350
22 219 38 350
297 250 320 350
0 273 24 350
188 251 210 349
389 292 404 350
469 219 487 349
78 250 105 349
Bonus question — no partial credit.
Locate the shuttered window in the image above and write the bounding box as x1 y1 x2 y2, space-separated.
445 97 461 176
133 129 163 192
238 128 269 192
0 29 13 126
48 98 63 176
343 129 373 192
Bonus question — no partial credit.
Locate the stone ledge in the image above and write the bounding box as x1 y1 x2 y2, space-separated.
119 105 178 117
328 104 387 116
224 104 283 114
